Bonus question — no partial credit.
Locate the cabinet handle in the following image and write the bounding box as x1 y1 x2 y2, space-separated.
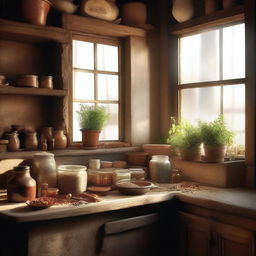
209 232 216 248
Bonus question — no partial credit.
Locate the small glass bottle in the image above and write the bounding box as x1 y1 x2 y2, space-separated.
171 169 182 184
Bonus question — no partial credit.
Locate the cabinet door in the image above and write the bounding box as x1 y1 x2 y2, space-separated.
179 212 212 256
213 221 255 256
98 213 160 256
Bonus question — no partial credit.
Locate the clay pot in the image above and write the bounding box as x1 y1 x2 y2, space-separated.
172 0 194 23
142 144 172 157
5 132 20 152
121 2 147 26
80 0 119 21
126 152 149 166
203 144 227 163
21 0 52 26
16 75 38 88
7 166 36 202
39 76 53 89
25 131 38 151
54 130 67 149
222 0 239 9
179 148 201 161
205 0 219 15
81 129 101 148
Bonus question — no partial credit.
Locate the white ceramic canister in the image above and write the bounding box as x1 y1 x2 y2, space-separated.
31 152 57 196
57 165 87 195
89 159 101 169
149 155 171 183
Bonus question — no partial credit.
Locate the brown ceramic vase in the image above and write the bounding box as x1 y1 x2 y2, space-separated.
25 131 38 150
54 130 67 149
5 131 20 152
81 129 101 148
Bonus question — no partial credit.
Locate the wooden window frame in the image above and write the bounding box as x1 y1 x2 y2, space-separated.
71 34 124 143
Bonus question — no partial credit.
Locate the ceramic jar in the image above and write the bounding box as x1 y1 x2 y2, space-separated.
121 2 147 27
31 152 57 196
25 131 38 150
54 130 67 149
7 166 36 202
39 76 53 89
149 155 171 183
5 131 20 152
172 0 194 23
21 0 52 26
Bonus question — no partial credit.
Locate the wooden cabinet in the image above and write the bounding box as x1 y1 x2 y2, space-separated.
179 212 254 256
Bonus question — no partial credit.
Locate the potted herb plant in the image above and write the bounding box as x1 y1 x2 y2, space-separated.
200 115 234 163
77 105 109 148
167 118 202 161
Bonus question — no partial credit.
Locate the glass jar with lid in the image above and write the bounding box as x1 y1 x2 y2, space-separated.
57 165 87 195
149 155 171 183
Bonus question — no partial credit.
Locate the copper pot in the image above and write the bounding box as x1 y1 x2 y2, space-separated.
21 0 52 26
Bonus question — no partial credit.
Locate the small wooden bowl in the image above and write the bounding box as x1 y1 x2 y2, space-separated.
116 180 153 195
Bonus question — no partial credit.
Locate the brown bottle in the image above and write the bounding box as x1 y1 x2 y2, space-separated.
54 130 67 149
7 166 36 202
5 131 20 152
25 131 38 150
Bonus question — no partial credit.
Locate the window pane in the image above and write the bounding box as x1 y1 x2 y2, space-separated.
181 87 221 124
73 71 94 100
73 41 94 70
179 30 219 84
72 102 95 142
98 74 119 101
223 84 245 146
99 104 119 140
223 24 245 79
97 44 118 72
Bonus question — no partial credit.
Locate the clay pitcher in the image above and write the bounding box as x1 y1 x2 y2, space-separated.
172 0 194 23
5 131 20 152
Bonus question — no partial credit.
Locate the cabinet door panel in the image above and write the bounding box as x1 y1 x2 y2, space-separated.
179 212 212 256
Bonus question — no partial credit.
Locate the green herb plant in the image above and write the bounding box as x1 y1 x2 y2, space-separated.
167 117 202 151
200 115 234 146
77 105 109 131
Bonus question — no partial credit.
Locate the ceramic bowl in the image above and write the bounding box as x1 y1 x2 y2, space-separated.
116 180 153 195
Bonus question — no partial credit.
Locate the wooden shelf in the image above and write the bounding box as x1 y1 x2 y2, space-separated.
0 19 70 43
170 5 244 35
0 87 67 97
62 14 153 38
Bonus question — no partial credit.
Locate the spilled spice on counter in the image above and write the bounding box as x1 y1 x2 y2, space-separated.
151 182 201 193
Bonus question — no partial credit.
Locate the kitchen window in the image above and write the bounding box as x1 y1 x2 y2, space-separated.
178 23 245 154
72 38 121 142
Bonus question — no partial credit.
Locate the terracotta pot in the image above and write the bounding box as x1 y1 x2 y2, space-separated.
54 130 67 149
16 75 38 88
39 76 53 89
126 152 149 166
7 166 36 202
205 0 219 15
179 148 201 161
203 144 227 163
172 0 194 23
81 129 101 148
121 2 147 26
21 0 52 26
25 131 38 151
222 0 239 9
